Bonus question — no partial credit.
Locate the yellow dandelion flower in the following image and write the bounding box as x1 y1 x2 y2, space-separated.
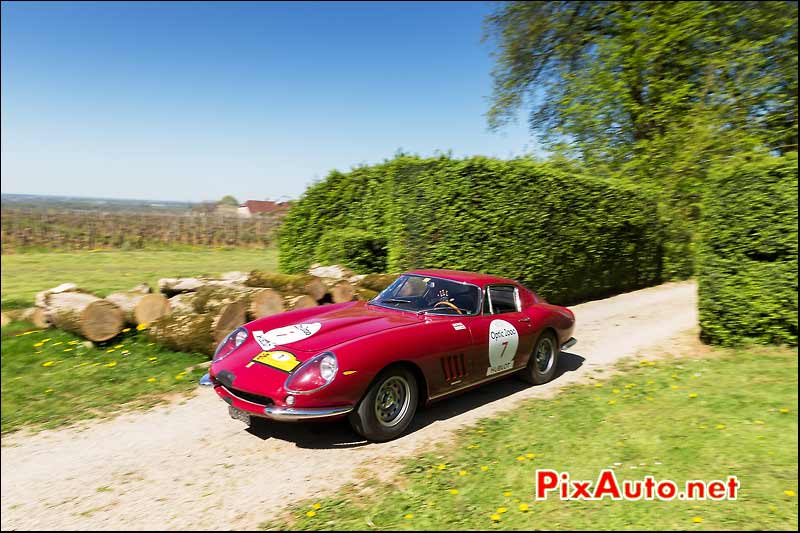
305 510 316 518
688 393 698 398
404 513 414 520
516 455 526 461
639 359 649 365
105 361 118 368
595 383 604 387
437 463 446 470
612 389 621 394
608 400 617 405
147 377 156 383
148 357 158 361
497 507 508 514
716 424 726 430
490 514 501 522
779 408 790 414
175 372 185 379
449 489 459 495
647 380 655 384
625 384 636 389
122 328 131 333
33 342 44 348
480 466 489 472
459 470 468 476
63 348 74 352
647 361 656 366
42 361 54 367
42 338 51 343
692 516 703 523
503 491 512 497
44 388 54 393
52 341 63 346
114 344 123 349
671 374 678 379
768 505 778 512
526 453 535 458
106 349 115 353
754 420 765 425
671 385 680 390
519 503 529 512
137 323 148 331
785 490 796 497
312 503 321 509
645 397 654 401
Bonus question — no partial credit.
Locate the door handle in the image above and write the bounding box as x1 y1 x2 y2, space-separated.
519 317 531 323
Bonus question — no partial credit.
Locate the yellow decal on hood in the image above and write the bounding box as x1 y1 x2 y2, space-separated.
249 350 301 373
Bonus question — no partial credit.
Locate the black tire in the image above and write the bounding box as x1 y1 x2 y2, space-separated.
349 366 418 442
519 330 559 385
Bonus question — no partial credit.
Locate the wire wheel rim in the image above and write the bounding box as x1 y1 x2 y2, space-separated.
535 337 555 373
374 375 411 428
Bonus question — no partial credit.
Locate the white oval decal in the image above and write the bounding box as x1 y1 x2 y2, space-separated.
487 319 519 376
253 322 322 351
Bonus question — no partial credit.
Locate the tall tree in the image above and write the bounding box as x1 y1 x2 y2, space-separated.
484 1 798 185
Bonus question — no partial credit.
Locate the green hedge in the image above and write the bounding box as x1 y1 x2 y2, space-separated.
280 155 664 304
698 152 798 346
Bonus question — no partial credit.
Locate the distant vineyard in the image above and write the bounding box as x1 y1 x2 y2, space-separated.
0 209 283 253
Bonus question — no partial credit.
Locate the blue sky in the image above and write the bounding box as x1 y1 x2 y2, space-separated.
1 1 536 202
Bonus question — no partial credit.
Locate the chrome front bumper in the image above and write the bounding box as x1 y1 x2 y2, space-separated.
561 337 577 351
262 405 353 421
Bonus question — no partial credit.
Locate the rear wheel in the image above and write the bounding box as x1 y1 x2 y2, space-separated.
349 366 418 442
519 330 559 385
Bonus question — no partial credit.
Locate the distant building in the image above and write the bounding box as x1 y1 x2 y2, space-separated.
237 200 291 218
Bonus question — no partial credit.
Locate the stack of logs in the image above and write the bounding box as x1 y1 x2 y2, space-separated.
1 265 398 356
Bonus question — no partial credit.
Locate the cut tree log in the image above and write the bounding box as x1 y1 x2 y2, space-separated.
148 287 249 354
286 294 318 310
46 292 124 342
248 288 285 319
308 264 355 280
35 283 80 308
157 277 206 296
21 307 50 329
357 274 398 293
0 308 47 327
355 287 379 301
246 272 327 301
105 291 171 325
330 280 355 303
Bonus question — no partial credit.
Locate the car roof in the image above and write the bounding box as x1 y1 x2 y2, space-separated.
405 269 520 288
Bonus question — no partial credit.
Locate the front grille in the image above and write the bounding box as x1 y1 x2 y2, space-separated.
223 386 274 407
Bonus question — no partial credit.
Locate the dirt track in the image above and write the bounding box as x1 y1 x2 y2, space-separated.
1 281 697 530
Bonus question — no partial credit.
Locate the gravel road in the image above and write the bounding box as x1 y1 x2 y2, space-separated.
1 281 697 530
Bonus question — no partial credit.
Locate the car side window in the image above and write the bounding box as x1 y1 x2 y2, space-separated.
486 286 520 314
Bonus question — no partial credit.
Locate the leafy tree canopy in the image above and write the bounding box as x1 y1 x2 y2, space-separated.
484 1 798 197
218 195 239 206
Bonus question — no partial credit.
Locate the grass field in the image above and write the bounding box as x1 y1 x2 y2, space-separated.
269 345 798 531
0 247 278 308
1 321 209 433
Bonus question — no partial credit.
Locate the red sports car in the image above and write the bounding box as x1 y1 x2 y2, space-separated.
210 269 576 441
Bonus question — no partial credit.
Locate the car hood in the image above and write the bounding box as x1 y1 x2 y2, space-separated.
247 301 420 354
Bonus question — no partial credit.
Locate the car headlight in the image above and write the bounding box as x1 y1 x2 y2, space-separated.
284 352 338 394
213 327 248 362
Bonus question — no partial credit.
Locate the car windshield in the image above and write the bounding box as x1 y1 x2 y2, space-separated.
371 274 481 315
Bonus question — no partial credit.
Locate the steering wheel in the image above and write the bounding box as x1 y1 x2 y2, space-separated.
433 300 463 315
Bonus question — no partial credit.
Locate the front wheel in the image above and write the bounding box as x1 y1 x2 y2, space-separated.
519 331 559 385
349 367 418 442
